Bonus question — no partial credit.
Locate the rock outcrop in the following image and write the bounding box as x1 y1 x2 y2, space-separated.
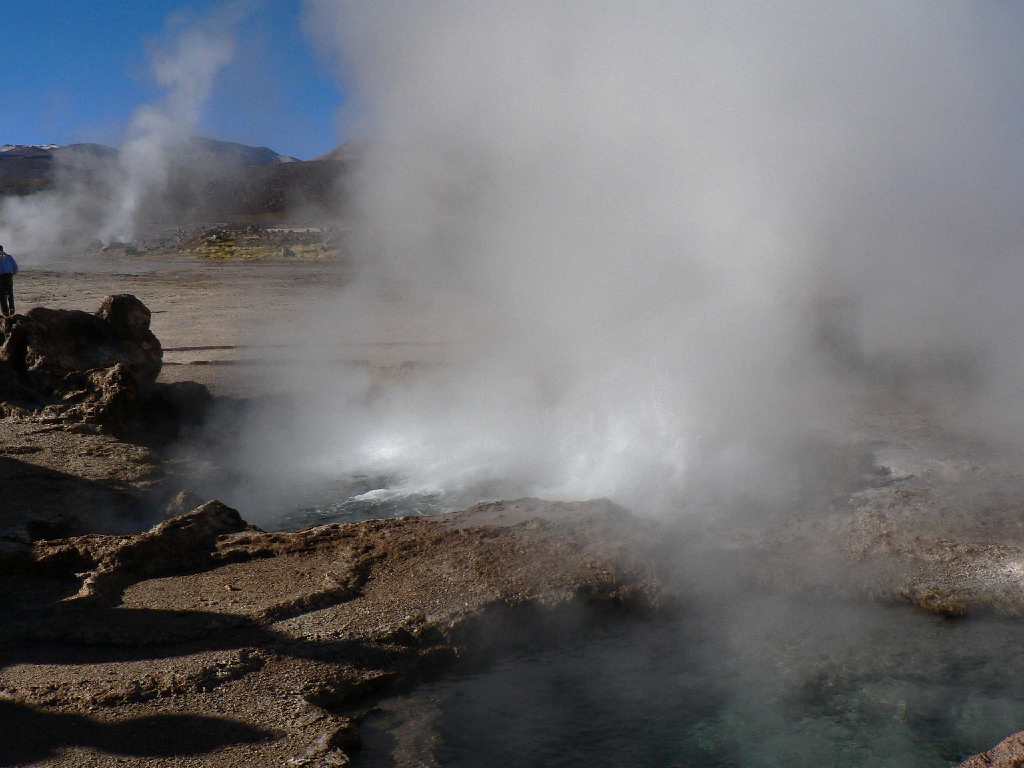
960 731 1024 767
0 295 161 391
68 501 255 604
0 294 208 435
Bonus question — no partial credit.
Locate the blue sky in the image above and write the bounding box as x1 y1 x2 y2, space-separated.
0 1 344 159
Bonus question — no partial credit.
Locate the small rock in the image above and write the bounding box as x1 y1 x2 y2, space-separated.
96 294 152 337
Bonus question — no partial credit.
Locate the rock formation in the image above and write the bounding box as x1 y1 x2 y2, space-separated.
1 295 161 389
960 731 1024 767
0 294 208 435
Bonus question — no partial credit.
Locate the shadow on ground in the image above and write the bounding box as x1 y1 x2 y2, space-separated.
0 559 395 765
0 700 275 765
0 455 149 537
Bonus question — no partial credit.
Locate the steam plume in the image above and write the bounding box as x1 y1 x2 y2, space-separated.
0 8 241 256
101 19 237 243
88 1 1000 526
235 0 1024 520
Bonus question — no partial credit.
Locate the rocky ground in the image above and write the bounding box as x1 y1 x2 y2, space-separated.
1 498 666 767
1 255 1023 765
961 731 1024 768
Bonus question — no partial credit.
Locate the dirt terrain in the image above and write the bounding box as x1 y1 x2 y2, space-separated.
18 254 457 393
2 254 1024 765
18 255 352 393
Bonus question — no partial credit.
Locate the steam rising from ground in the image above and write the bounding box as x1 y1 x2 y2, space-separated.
0 10 240 255
227 0 1024 520
100 19 237 243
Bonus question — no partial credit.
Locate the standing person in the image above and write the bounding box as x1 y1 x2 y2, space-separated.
0 245 17 317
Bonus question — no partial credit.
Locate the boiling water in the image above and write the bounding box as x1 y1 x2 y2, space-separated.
357 596 1024 767
273 475 448 530
272 474 522 531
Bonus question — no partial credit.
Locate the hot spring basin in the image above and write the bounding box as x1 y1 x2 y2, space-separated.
355 595 1024 767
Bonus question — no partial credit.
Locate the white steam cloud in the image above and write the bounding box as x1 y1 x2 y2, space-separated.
254 2 1024 518
101 21 236 243
0 10 239 256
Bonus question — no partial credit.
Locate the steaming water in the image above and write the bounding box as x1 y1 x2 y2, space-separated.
356 597 1024 768
273 475 449 530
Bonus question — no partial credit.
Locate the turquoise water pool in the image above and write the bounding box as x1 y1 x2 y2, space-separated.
357 596 1024 767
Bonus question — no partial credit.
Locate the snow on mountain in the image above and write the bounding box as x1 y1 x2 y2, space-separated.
0 144 60 155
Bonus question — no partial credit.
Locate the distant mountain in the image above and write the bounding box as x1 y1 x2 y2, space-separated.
0 145 64 194
1 137 294 171
183 137 300 166
54 143 119 159
0 144 60 156
0 138 352 220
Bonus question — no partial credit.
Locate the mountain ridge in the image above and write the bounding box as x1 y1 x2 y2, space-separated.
1 137 304 164
0 137 351 218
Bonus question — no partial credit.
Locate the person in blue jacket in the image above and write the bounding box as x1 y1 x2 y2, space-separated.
0 245 18 317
